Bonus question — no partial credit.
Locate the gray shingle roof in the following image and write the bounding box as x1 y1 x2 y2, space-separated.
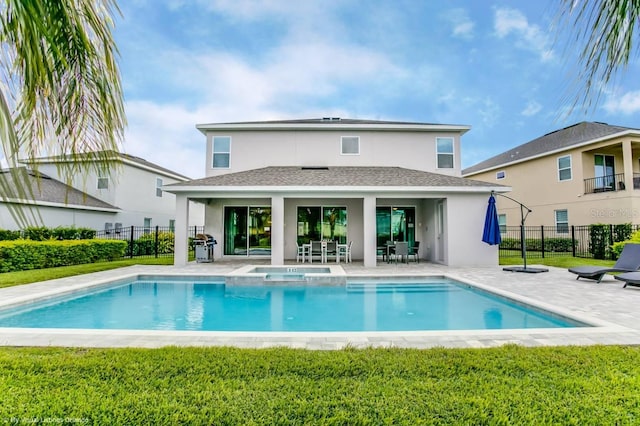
167 166 499 188
0 168 118 210
22 150 192 180
462 122 638 175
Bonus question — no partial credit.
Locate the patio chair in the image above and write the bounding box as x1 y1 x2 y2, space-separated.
614 271 640 288
309 241 324 263
338 241 353 263
296 243 307 263
326 241 337 262
568 243 640 283
408 241 420 263
391 241 409 264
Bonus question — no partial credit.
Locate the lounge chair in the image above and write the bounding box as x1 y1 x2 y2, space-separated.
568 243 640 283
614 271 640 288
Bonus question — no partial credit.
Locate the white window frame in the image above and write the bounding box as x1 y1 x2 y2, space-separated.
555 209 569 233
212 136 231 169
558 155 572 181
341 136 360 155
436 137 455 169
496 170 506 180
97 176 109 190
156 178 163 197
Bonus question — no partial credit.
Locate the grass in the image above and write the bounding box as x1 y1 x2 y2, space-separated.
0 345 639 424
500 254 615 269
0 257 174 288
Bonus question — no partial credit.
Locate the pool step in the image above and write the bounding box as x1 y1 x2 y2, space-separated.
346 283 460 293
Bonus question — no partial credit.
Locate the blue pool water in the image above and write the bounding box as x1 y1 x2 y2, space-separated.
0 277 586 331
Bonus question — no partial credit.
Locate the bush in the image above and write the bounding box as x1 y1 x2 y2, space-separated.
125 231 175 257
0 229 21 241
0 239 127 272
611 230 640 258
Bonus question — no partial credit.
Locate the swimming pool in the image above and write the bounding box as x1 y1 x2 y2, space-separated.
0 275 587 332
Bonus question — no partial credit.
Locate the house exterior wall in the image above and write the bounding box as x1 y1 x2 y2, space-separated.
204 130 463 177
0 204 117 230
467 136 640 226
36 162 204 229
197 193 497 266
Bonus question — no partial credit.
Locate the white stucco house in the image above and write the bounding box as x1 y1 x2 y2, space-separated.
0 151 204 231
165 118 507 267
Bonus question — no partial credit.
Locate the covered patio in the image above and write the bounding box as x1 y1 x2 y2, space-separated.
165 166 506 268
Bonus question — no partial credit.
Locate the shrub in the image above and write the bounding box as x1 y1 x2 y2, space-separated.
0 229 21 241
0 239 127 272
611 230 640 258
125 231 175 257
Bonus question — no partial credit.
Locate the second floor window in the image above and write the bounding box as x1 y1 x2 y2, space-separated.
212 136 231 168
436 137 454 168
97 176 109 189
341 136 360 155
558 155 572 181
496 171 506 180
156 178 163 197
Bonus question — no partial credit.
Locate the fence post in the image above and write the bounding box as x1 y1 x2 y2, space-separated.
609 224 615 260
155 225 159 258
571 225 576 257
129 226 135 259
540 225 545 258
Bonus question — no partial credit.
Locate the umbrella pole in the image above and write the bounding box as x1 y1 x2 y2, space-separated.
492 191 548 273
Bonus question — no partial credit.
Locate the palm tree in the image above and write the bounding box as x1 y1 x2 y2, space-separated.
0 0 125 226
556 0 640 111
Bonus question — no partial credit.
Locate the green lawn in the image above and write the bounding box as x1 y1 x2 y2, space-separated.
0 255 635 423
0 257 174 288
0 345 638 424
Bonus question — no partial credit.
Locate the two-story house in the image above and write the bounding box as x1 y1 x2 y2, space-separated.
165 118 505 267
463 121 640 229
11 151 204 231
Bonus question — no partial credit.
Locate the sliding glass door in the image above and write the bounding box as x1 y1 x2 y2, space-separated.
376 206 416 247
223 206 271 255
297 206 347 244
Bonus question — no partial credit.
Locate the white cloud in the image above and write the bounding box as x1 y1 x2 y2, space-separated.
521 100 542 116
603 90 640 114
494 7 553 62
444 8 475 39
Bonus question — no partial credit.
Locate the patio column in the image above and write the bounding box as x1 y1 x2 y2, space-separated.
174 194 190 266
271 195 284 265
622 139 634 191
363 195 377 267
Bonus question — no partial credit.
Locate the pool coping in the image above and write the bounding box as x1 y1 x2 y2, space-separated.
0 265 634 349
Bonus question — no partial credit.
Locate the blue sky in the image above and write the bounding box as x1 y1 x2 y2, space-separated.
114 0 640 178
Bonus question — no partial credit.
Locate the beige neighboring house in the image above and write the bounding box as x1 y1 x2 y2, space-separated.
463 121 640 230
164 118 506 267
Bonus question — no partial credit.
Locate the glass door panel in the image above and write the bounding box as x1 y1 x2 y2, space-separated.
376 207 391 247
594 154 615 189
224 206 247 255
249 207 271 255
297 207 321 244
322 207 347 243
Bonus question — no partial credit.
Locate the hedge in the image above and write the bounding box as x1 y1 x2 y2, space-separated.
0 239 127 273
0 226 96 241
125 231 175 257
500 237 575 252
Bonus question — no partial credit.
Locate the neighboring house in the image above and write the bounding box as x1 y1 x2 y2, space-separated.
462 121 640 229
0 167 119 229
6 151 204 231
165 118 506 267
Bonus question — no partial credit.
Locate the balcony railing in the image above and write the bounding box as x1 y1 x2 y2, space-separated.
583 173 625 194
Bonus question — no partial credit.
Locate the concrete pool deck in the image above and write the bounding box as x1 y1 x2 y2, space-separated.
1 259 640 349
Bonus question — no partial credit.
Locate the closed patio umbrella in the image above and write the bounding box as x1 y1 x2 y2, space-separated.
482 194 501 245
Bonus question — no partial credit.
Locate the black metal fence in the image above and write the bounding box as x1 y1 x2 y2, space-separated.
95 225 205 259
499 224 640 260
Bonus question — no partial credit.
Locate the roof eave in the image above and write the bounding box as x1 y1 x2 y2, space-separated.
196 122 471 135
